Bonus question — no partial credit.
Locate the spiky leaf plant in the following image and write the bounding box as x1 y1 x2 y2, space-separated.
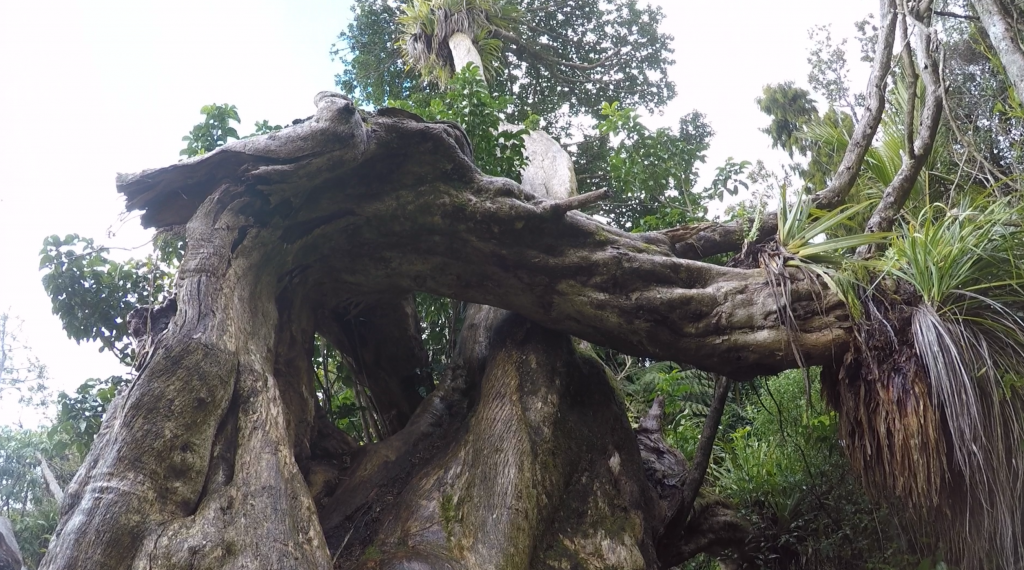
398 0 518 85
763 186 889 349
826 195 1024 569
759 186 890 401
876 197 1024 567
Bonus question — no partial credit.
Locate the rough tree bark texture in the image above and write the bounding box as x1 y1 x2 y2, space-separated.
972 0 1024 99
40 93 849 569
0 516 24 570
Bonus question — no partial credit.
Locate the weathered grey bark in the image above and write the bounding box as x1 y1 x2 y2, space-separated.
972 0 1024 98
111 100 848 379
37 454 63 503
0 516 24 570
858 3 944 255
39 93 852 570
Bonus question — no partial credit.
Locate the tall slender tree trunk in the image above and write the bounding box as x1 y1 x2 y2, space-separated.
447 30 579 199
972 0 1024 98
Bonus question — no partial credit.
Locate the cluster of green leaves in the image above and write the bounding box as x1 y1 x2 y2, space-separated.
415 293 463 374
705 371 930 569
179 103 241 157
619 368 934 570
253 119 284 136
39 234 178 365
180 104 284 158
333 0 426 108
758 83 854 192
388 65 528 180
311 338 365 442
583 102 748 231
47 376 129 456
493 0 676 123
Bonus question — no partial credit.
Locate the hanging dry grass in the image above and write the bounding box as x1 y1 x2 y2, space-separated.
821 283 947 511
821 198 1024 569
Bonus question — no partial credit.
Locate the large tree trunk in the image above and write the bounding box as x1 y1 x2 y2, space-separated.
972 0 1024 99
40 93 840 569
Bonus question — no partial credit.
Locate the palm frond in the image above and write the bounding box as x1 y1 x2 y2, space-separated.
397 0 518 85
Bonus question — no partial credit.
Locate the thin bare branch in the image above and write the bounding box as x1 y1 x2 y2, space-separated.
860 3 945 247
678 375 733 526
540 189 608 217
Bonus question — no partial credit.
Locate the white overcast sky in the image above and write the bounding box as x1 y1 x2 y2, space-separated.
0 0 875 423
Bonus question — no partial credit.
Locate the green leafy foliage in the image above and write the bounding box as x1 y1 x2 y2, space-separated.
705 371 929 569
758 83 854 191
588 102 738 230
335 0 675 125
179 103 241 157
389 65 528 180
252 120 283 136
617 362 731 458
333 0 427 107
48 376 129 456
39 234 177 366
312 338 365 442
758 82 820 159
416 293 463 374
